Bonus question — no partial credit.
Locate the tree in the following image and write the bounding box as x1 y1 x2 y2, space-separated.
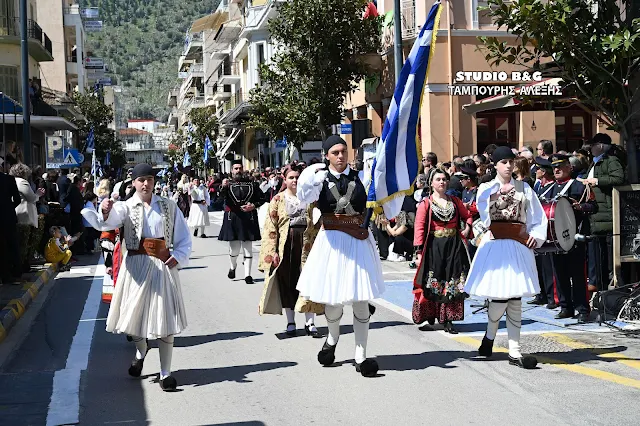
72 91 126 170
248 0 382 145
478 0 640 181
168 106 219 173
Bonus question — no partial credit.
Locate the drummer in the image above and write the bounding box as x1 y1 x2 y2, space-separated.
549 154 597 323
460 165 480 258
528 158 558 309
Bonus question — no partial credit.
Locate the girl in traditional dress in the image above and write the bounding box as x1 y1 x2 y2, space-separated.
413 169 473 334
464 146 548 369
187 178 210 238
176 174 191 218
258 166 323 338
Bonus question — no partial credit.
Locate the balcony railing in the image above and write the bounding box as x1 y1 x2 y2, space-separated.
221 89 244 115
216 61 240 78
401 0 416 39
0 16 54 58
183 31 203 56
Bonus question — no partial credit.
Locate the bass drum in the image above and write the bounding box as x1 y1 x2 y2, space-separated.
536 197 576 254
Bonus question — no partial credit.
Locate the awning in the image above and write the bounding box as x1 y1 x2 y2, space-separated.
361 137 378 146
0 93 23 114
216 128 242 159
191 11 228 33
462 78 565 115
0 114 78 131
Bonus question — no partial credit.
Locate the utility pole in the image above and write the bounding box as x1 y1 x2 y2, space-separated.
393 0 403 84
20 0 31 164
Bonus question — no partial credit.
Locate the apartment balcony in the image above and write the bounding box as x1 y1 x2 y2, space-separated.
63 4 83 28
217 61 240 86
212 85 232 103
183 32 203 60
240 0 282 39
66 56 82 76
168 108 179 127
179 63 204 98
167 88 178 107
209 19 242 51
0 16 54 61
219 89 248 125
125 141 161 152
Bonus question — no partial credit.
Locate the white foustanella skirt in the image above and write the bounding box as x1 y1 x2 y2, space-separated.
187 202 210 228
106 250 188 339
297 229 385 305
464 234 541 300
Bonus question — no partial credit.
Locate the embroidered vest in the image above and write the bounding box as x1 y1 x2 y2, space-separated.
123 197 176 250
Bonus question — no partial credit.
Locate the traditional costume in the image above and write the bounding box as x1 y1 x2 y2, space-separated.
187 183 210 237
176 177 191 218
81 164 193 391
218 160 264 284
413 184 472 333
464 147 548 369
258 185 323 338
296 135 385 377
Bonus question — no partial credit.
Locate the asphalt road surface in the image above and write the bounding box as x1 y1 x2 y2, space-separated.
1 212 639 426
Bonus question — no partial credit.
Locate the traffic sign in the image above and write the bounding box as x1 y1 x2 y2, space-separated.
63 152 78 165
340 124 352 134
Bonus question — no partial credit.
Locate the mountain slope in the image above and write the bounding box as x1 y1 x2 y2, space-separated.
81 0 219 123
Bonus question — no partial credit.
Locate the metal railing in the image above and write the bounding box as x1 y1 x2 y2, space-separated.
216 61 240 80
221 89 244 115
401 0 416 39
0 16 54 57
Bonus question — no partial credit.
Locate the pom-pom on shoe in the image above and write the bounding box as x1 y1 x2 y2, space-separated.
317 341 337 366
478 336 494 357
355 359 379 377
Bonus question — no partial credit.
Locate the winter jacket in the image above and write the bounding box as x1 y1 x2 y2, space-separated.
587 154 625 234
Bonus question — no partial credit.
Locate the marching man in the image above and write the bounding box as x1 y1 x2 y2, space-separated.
82 163 192 391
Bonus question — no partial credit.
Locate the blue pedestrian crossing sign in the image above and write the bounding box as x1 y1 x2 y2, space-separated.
61 149 83 167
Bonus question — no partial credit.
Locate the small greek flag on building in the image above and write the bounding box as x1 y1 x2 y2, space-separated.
86 127 95 154
204 135 212 163
366 0 442 219
187 122 195 145
183 150 191 168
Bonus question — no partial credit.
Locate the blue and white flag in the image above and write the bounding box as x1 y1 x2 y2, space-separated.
174 161 179 172
187 122 194 145
104 151 110 166
91 155 102 178
86 127 95 154
183 150 191 168
367 0 442 219
204 135 212 163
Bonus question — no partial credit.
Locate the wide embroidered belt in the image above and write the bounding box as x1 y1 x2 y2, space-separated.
128 238 170 262
321 213 369 240
431 228 457 238
489 221 529 247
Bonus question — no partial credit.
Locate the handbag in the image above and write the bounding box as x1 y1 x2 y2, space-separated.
411 199 432 324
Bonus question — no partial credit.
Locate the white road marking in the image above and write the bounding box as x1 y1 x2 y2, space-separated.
382 271 415 275
46 259 104 426
69 267 92 274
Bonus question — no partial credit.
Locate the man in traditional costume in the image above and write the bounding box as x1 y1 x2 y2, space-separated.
187 177 211 238
218 160 264 284
81 163 192 391
296 135 385 377
464 147 548 369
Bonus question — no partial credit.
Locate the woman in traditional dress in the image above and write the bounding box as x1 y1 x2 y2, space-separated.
413 169 473 334
464 146 548 369
176 174 191 218
258 165 323 338
187 178 210 238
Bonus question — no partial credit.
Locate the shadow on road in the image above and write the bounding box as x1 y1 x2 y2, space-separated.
180 266 209 270
417 319 536 333
161 361 298 386
315 321 408 336
174 331 263 347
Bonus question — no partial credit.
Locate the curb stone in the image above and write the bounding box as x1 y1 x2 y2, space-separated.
0 263 57 343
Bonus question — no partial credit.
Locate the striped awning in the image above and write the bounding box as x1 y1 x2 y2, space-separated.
190 11 228 33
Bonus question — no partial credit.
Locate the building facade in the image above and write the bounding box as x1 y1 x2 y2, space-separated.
342 0 620 162
121 119 172 168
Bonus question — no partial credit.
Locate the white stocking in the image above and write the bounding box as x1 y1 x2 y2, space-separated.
506 299 523 358
158 335 175 379
285 308 295 324
486 300 508 340
324 304 343 346
198 226 205 234
229 241 241 270
132 336 147 360
353 302 371 364
242 241 253 277
305 313 317 331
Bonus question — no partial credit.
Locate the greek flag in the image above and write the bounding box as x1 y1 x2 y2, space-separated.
91 155 102 177
86 127 95 154
104 151 110 166
204 135 212 163
366 0 442 219
183 150 191 168
187 122 194 145
174 161 179 172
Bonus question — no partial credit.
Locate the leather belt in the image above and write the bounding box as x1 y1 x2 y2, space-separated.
128 238 170 262
321 213 369 240
431 228 457 238
489 221 529 247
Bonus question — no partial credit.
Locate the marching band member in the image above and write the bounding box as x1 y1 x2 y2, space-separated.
296 135 385 377
81 163 192 391
187 178 210 238
548 154 597 323
218 160 264 284
464 146 548 369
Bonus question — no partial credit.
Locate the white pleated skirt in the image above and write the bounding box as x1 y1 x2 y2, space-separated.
106 252 188 339
297 229 385 305
187 203 210 228
464 235 540 300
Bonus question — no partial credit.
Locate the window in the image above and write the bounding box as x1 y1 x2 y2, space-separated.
0 66 20 100
476 112 516 154
256 43 265 86
555 110 592 153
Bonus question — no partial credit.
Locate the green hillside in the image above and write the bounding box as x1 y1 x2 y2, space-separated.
80 0 219 124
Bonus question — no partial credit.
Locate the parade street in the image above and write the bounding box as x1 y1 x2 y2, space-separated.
1 211 640 426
